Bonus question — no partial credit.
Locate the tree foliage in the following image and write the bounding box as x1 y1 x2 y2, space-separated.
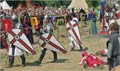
3 0 101 8
33 0 71 8
4 0 71 8
86 0 100 8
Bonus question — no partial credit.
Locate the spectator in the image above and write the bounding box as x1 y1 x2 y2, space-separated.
106 22 120 71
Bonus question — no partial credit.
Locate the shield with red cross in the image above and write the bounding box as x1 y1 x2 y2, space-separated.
39 33 67 54
66 21 81 49
8 29 36 55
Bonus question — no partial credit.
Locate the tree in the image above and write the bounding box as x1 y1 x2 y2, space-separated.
33 0 71 8
33 0 46 6
86 0 100 8
118 1 120 5
5 0 71 8
6 1 20 8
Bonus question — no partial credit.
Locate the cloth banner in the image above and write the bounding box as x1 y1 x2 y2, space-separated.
30 17 38 29
2 19 12 32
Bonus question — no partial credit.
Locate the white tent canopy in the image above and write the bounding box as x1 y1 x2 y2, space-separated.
0 0 11 10
68 0 88 13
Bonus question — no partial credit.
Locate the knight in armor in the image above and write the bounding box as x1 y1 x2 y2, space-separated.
106 22 120 71
35 16 57 65
7 17 26 68
68 13 84 51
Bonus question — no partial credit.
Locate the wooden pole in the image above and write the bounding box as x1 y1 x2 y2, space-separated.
80 13 83 34
57 25 59 41
55 19 59 41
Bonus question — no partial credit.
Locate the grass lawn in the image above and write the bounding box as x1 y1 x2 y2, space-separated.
0 20 109 71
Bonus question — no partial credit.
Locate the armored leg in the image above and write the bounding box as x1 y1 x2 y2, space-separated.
20 54 26 67
7 56 14 68
51 50 57 62
38 48 47 64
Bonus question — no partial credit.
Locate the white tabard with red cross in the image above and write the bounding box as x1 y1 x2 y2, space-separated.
8 29 36 55
39 33 67 54
66 21 81 49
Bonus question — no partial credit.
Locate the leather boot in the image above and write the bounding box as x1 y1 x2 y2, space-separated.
52 51 57 62
20 55 26 67
79 45 83 50
37 48 47 64
7 56 14 68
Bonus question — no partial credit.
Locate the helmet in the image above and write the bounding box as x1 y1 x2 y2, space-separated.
81 52 88 57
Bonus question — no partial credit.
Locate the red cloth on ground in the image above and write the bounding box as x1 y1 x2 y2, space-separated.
80 52 105 67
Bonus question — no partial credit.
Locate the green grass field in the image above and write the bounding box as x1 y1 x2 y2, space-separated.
0 20 109 71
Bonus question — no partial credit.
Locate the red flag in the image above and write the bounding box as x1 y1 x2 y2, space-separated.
2 19 12 32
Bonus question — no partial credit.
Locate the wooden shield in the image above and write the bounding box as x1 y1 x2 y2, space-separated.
2 19 12 32
66 21 81 49
39 33 67 54
8 29 36 55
